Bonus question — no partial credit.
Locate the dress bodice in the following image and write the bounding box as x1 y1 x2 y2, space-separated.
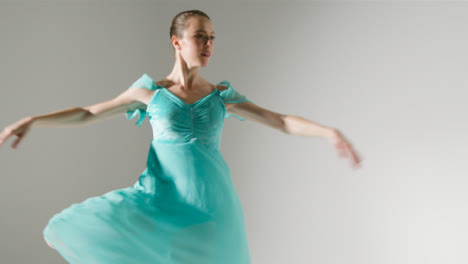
125 73 252 149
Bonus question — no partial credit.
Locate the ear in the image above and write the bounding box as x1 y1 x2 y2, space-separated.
171 35 181 50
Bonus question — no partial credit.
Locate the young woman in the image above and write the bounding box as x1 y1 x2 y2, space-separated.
0 9 361 264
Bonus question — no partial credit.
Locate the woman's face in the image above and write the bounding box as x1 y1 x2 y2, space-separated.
176 16 215 68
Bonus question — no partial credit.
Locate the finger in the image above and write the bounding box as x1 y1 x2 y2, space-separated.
340 142 355 158
337 143 348 158
334 143 345 156
349 148 361 164
348 148 361 166
339 148 347 158
12 135 23 149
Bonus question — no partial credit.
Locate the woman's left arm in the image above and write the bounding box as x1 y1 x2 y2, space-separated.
227 102 363 170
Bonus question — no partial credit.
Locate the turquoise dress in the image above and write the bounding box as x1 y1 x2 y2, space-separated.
43 73 253 263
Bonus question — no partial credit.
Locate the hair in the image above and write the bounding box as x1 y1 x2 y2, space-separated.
170 10 211 59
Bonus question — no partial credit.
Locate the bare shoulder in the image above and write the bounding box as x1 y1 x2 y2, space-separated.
121 85 156 107
82 86 150 120
154 78 171 88
216 83 229 91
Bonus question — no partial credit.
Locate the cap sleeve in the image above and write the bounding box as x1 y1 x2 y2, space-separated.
126 73 158 127
218 80 253 121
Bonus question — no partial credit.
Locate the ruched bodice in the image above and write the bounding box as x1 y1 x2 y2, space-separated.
147 85 225 147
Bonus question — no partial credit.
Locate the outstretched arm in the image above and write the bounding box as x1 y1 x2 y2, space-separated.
0 86 152 149
227 101 363 169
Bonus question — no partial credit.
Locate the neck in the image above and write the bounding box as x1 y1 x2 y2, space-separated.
165 55 204 91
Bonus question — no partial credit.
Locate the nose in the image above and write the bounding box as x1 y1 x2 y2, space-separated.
204 37 213 47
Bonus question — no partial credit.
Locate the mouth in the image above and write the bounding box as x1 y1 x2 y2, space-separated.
201 52 211 57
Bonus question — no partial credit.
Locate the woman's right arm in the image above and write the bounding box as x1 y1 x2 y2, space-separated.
0 87 151 149
30 87 147 128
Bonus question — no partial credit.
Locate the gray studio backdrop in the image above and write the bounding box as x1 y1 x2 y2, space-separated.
1 1 466 264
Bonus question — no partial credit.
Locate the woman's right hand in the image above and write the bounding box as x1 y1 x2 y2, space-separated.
0 116 34 149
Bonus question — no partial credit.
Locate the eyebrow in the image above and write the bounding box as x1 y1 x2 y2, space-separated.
195 30 215 34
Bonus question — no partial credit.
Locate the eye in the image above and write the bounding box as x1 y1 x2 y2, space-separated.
195 34 215 41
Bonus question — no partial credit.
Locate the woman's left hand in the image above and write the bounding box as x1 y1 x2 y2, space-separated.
328 129 363 170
